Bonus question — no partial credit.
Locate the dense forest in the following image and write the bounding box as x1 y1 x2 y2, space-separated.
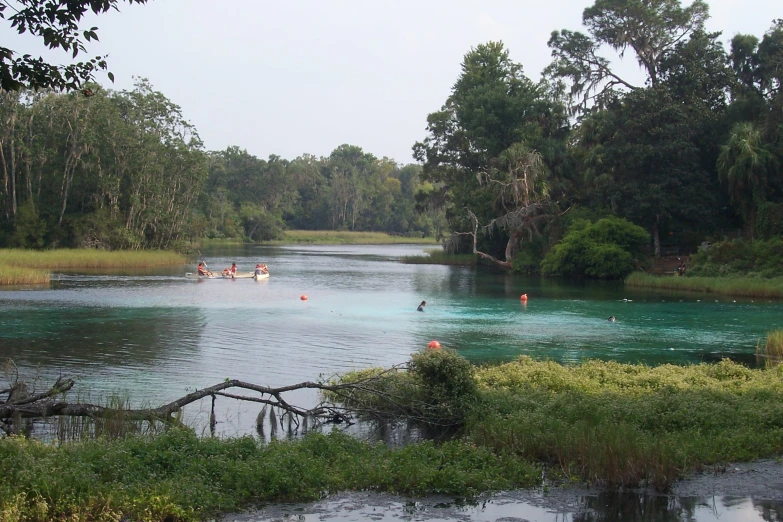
415 1 782 272
0 0 781 273
0 83 444 249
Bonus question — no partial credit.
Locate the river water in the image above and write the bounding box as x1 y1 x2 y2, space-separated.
1 244 782 435
4 244 783 521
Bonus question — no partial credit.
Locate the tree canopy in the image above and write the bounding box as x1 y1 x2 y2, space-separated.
1 0 148 91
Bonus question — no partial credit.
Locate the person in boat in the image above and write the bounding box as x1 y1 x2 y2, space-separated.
417 300 426 312
230 263 238 278
254 263 269 276
197 262 212 277
222 267 231 277
608 316 616 322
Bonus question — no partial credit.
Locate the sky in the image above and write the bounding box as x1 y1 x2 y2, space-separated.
4 0 781 164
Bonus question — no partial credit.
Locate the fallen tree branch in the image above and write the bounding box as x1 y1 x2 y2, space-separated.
0 363 410 434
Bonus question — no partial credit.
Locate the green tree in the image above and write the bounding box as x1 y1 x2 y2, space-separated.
717 122 778 236
1 0 149 91
414 41 569 267
546 0 709 112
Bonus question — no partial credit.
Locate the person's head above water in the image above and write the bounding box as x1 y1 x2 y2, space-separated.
420 301 426 306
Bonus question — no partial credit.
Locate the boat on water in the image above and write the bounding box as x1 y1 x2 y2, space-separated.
185 271 270 280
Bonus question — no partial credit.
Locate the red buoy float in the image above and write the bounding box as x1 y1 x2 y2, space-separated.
300 294 308 301
427 340 441 350
520 293 528 302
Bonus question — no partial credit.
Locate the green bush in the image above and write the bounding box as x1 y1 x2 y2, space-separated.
688 238 783 277
541 217 649 279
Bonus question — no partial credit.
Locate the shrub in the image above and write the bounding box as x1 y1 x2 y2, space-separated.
541 217 648 279
688 238 783 277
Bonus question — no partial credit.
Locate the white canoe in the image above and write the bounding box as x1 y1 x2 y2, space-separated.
185 271 269 280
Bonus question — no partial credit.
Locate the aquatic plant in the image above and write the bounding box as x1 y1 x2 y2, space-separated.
0 429 538 522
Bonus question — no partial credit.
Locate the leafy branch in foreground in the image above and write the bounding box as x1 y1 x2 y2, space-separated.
1 0 150 91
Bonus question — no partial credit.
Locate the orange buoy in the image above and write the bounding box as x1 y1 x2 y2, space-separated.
520 294 528 302
427 340 441 350
300 294 308 301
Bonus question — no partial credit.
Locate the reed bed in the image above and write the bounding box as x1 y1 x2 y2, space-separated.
756 330 783 368
401 251 478 266
0 264 50 285
272 230 438 245
625 271 783 298
0 249 187 269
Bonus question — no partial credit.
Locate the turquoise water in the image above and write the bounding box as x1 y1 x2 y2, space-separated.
2 244 782 434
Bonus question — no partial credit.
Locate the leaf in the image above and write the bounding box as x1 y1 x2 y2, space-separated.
108 71 115 83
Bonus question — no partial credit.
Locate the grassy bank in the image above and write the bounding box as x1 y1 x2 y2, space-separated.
401 250 478 266
7 352 783 520
272 230 438 245
0 264 50 285
335 350 783 491
0 249 187 269
624 272 783 298
0 429 537 522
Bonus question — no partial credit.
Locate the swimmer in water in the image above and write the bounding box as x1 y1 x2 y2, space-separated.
417 301 426 312
608 316 616 322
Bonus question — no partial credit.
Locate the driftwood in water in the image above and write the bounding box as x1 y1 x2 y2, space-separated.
0 358 406 436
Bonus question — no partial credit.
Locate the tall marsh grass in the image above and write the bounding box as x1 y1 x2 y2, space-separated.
0 249 186 269
756 330 783 367
625 271 783 298
0 264 50 285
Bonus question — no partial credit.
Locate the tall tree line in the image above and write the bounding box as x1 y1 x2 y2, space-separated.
0 80 207 249
199 144 445 242
415 0 782 269
0 82 444 249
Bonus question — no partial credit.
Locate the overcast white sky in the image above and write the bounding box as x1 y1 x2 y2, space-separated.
4 0 781 163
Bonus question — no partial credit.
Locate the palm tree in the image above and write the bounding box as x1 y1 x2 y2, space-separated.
717 122 777 236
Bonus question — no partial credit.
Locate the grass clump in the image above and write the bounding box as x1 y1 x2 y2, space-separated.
0 428 539 522
268 230 438 245
0 264 50 285
757 330 783 367
0 248 186 269
401 250 477 266
625 271 783 298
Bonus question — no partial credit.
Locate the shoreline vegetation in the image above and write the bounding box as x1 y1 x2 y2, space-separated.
198 230 439 246
625 272 783 298
5 348 783 521
0 249 187 286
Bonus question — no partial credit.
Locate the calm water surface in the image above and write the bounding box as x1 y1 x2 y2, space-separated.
2 244 782 434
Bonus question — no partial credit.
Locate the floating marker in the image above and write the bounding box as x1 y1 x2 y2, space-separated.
300 294 308 301
427 340 441 350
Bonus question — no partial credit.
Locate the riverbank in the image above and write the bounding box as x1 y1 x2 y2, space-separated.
198 231 438 246
6 353 783 521
625 272 783 298
0 249 187 285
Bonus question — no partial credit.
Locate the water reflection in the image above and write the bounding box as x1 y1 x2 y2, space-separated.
227 491 783 522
